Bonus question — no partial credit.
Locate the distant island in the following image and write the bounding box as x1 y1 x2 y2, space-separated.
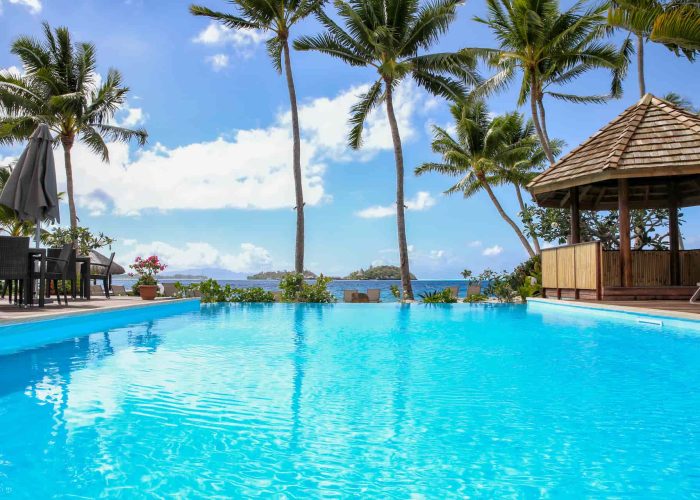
247 270 318 280
344 265 416 280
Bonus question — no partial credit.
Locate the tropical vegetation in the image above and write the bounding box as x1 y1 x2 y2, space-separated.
465 0 630 164
294 0 478 299
608 0 699 97
0 23 148 231
189 279 275 303
279 272 336 303
416 99 554 257
43 226 114 256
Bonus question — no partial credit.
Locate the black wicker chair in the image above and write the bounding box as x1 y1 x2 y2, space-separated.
45 244 73 305
0 236 30 305
89 252 115 299
48 246 78 298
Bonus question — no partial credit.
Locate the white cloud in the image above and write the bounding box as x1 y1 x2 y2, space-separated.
482 245 503 256
121 241 272 273
194 22 266 48
468 240 482 247
356 191 436 219
429 249 445 259
205 53 230 71
116 105 147 128
54 82 422 216
281 81 424 162
1 0 41 14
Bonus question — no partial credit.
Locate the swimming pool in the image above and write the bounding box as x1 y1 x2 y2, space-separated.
1 302 699 496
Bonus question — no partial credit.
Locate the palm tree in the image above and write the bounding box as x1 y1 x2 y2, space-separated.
294 0 476 299
465 0 629 164
416 100 537 258
608 0 699 92
608 0 698 98
490 112 563 254
0 23 148 231
190 0 321 275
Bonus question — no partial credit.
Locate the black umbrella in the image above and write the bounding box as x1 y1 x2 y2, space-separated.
0 124 59 247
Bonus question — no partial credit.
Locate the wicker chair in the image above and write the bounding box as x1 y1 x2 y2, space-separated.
0 236 30 305
445 286 460 299
48 246 78 298
88 252 115 299
45 244 73 305
343 289 358 303
366 289 381 303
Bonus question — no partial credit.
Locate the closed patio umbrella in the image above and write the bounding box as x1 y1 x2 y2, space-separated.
0 124 59 247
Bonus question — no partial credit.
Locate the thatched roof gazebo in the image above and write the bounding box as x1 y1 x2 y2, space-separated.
528 94 700 300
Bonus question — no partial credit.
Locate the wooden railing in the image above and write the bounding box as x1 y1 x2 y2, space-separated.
603 249 700 287
541 241 601 299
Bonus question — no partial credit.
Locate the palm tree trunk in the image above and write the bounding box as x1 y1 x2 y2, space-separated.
61 134 78 231
384 81 414 300
516 185 541 254
537 99 551 147
637 33 646 97
529 79 554 165
283 40 305 274
480 175 535 258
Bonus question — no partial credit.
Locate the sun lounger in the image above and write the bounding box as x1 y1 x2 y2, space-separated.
272 291 282 302
90 284 104 296
111 285 127 296
445 286 459 298
366 289 381 303
691 283 700 303
343 289 358 303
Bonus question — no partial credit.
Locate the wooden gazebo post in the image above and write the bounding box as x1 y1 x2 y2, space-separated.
618 179 633 287
570 187 581 244
669 181 680 286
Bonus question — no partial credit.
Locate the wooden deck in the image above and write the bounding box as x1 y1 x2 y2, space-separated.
530 297 700 322
0 296 191 324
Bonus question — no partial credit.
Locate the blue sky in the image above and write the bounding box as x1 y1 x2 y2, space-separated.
1 0 698 278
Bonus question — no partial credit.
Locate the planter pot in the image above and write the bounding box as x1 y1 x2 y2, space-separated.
139 285 158 301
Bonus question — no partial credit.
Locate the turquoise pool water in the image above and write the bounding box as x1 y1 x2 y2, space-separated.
1 302 699 497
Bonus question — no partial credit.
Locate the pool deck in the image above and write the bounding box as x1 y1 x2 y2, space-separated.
0 296 193 324
529 297 700 322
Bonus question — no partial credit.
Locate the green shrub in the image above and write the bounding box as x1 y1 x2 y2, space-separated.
230 287 274 303
389 284 401 299
465 293 488 303
419 290 458 304
280 272 336 303
190 279 275 303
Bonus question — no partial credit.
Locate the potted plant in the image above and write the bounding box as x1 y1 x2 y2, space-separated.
130 255 166 300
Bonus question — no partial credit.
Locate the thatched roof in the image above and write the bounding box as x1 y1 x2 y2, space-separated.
529 94 700 210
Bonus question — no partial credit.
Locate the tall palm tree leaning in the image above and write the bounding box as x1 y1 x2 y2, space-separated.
464 0 629 164
0 23 148 231
416 99 540 258
295 0 477 299
608 0 698 97
190 0 321 275
490 112 563 255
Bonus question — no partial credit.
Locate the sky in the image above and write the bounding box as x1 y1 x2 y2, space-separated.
0 0 698 278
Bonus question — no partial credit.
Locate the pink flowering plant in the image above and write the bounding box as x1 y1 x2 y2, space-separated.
129 255 167 291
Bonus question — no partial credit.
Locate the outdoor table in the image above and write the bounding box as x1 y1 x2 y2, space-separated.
76 256 91 300
27 248 46 307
